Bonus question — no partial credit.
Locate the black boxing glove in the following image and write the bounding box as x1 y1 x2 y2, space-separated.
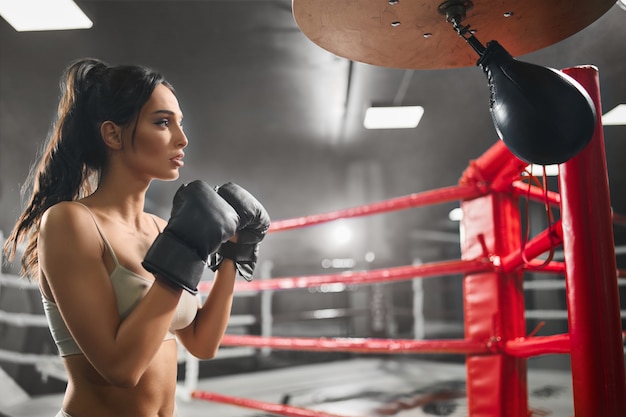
142 180 238 294
209 183 270 281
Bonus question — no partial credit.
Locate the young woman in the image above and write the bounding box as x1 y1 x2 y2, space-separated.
2 58 269 417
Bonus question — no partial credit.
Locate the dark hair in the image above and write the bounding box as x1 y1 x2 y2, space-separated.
3 58 173 278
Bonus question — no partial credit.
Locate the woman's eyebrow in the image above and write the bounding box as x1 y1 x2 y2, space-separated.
151 109 175 116
150 109 183 119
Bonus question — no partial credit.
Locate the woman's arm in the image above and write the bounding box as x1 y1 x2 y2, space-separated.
39 202 182 387
176 183 270 359
175 259 237 359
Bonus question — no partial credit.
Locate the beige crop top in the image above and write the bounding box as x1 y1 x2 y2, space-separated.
42 203 200 357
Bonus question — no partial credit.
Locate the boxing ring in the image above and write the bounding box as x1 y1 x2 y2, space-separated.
185 66 625 416
0 67 625 417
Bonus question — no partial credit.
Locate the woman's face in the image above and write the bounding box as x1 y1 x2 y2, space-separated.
120 83 188 181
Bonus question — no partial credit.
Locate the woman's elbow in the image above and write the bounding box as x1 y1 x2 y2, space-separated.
196 349 219 360
101 365 143 388
188 344 220 360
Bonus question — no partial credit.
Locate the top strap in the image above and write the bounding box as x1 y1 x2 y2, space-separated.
72 202 121 267
147 214 162 233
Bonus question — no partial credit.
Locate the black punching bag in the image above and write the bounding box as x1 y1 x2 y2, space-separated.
478 41 597 165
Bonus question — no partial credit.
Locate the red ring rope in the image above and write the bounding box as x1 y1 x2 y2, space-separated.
220 334 491 355
267 184 483 232
192 390 358 417
198 258 491 293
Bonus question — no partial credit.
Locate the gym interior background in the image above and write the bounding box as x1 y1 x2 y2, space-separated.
0 0 625 397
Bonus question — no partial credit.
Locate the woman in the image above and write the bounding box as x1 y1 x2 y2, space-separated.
2 58 269 417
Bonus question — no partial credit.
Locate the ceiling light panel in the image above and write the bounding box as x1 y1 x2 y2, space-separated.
0 0 92 31
602 104 626 125
363 106 424 129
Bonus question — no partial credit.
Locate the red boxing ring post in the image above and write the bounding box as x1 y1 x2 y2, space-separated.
559 66 626 417
191 66 626 417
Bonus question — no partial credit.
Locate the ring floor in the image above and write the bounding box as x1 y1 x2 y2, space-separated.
2 357 574 417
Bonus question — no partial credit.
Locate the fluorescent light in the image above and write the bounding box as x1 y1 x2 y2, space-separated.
330 223 352 245
526 164 560 176
448 207 463 221
363 106 424 129
0 0 92 31
602 104 626 126
321 259 355 269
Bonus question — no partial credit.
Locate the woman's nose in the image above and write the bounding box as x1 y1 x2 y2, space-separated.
177 128 188 148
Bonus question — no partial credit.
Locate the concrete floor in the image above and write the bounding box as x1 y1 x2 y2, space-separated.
3 357 575 417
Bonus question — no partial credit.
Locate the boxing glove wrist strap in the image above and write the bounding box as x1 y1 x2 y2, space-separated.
209 241 258 281
142 232 206 294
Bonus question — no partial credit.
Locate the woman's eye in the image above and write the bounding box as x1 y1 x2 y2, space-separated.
155 119 169 127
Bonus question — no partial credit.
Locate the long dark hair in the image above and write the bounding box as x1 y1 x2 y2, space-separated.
3 58 172 278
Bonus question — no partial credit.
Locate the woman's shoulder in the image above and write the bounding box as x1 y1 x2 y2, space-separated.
39 201 99 243
38 202 106 279
41 201 92 226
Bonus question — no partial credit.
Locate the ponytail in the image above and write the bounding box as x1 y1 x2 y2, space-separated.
2 58 169 278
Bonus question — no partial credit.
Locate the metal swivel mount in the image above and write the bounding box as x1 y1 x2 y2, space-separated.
437 0 486 57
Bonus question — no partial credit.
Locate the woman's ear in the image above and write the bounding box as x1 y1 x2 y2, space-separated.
100 121 123 150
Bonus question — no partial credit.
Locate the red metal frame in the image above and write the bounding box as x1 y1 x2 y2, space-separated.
460 155 528 417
